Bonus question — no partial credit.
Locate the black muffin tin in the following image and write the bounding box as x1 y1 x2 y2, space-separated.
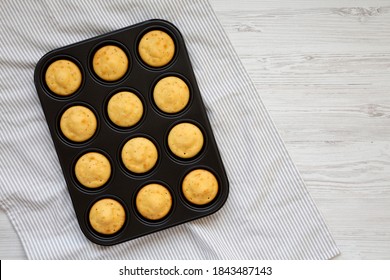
34 19 229 246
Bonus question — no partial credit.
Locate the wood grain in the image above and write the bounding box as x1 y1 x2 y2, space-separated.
1 0 390 259
209 0 390 260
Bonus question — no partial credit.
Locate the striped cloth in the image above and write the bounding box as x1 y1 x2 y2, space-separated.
0 0 339 259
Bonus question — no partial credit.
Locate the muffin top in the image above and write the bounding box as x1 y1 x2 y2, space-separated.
138 30 175 67
93 45 128 81
168 122 204 159
121 137 158 173
45 59 82 96
107 91 143 127
153 76 190 113
182 169 219 205
60 105 97 142
89 198 126 235
136 183 172 220
75 152 111 188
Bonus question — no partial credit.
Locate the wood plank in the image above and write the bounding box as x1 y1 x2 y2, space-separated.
210 0 390 260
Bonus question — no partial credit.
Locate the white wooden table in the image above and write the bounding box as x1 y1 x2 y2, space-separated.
1 0 390 260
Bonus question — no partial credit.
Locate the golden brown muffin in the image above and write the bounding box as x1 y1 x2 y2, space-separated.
153 76 190 113
75 152 111 188
182 169 219 205
45 59 82 96
60 105 97 142
168 122 204 158
107 91 143 127
89 198 126 235
92 45 128 81
138 30 175 67
121 137 158 173
136 183 172 220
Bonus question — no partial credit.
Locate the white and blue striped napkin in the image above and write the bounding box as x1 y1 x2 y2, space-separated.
0 0 339 259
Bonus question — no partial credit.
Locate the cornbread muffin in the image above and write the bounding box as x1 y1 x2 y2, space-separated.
168 122 204 158
75 152 111 188
107 91 143 127
121 137 158 173
45 59 82 96
182 169 219 205
89 198 126 235
138 30 175 67
153 76 190 113
60 105 97 142
92 45 128 81
136 183 172 220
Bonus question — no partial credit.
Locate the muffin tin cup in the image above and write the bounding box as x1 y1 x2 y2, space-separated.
88 40 132 85
41 55 86 101
149 72 193 118
132 180 176 226
56 101 100 147
118 133 161 179
135 25 180 71
178 165 223 211
165 119 208 164
103 87 147 132
71 148 114 194
34 19 229 246
85 194 130 240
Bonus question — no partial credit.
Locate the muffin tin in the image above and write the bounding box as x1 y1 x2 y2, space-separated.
34 19 229 246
